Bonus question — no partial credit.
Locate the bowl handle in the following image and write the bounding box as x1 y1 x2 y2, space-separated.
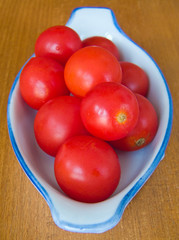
66 7 124 40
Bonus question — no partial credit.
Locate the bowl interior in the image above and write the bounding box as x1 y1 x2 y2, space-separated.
9 38 169 197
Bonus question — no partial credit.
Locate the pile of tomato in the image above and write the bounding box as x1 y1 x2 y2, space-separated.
19 25 158 203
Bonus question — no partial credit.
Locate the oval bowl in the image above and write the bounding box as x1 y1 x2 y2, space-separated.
7 7 173 233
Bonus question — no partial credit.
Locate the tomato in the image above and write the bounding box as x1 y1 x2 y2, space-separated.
81 82 139 141
20 56 69 110
110 94 158 151
120 62 149 96
64 46 122 97
82 36 120 60
34 96 88 156
35 26 82 65
54 135 121 203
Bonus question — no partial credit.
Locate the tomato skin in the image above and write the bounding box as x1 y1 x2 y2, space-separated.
81 82 139 141
82 36 120 60
34 96 88 156
35 26 82 65
120 62 149 96
64 46 122 97
110 94 158 151
20 57 69 110
54 135 121 203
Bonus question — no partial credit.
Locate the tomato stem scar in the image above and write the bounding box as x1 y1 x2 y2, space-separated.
116 113 127 123
135 138 145 146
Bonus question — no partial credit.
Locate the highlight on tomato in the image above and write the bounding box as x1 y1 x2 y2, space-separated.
35 25 82 65
54 135 121 203
110 94 158 151
80 82 139 141
19 56 69 110
34 95 88 156
64 46 122 97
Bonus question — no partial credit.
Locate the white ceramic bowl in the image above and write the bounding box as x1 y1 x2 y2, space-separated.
7 7 173 233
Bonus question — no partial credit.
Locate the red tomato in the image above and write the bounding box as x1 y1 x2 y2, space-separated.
54 135 121 203
110 94 158 151
82 36 120 60
35 26 82 65
34 96 88 156
20 57 69 110
64 46 122 97
81 82 139 141
120 62 149 96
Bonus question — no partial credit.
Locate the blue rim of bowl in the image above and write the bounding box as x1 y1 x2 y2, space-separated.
7 6 173 233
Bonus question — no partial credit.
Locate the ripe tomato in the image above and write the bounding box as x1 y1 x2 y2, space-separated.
20 56 69 110
82 36 120 60
110 94 158 151
120 62 149 96
35 26 82 65
54 135 121 203
81 82 139 141
34 96 88 156
64 46 122 97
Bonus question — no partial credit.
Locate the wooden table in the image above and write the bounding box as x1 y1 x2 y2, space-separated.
0 0 178 239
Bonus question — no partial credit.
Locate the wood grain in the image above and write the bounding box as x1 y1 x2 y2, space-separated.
0 0 178 239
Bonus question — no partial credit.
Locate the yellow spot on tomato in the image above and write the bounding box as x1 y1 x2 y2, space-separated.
135 138 145 146
116 112 127 124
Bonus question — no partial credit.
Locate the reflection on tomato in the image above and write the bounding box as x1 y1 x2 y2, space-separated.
64 46 122 97
34 96 87 156
35 26 82 65
19 57 69 110
54 135 121 203
81 82 139 141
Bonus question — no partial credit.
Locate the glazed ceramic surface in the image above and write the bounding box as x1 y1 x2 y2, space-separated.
7 7 173 233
